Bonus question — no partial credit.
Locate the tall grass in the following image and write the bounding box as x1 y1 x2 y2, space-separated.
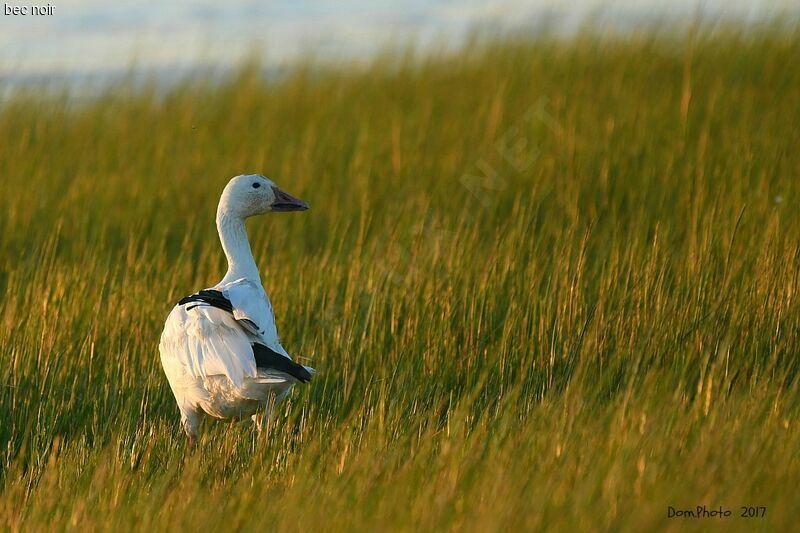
1 27 799 531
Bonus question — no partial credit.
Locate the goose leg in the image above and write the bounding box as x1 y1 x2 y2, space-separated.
252 402 275 436
251 412 267 435
251 392 282 436
181 409 201 447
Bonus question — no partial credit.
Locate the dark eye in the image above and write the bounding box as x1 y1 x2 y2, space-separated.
252 183 261 189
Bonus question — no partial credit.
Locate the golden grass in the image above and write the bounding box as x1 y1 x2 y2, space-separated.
1 27 799 531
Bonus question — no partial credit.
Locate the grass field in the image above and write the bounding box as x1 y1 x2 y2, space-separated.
1 25 799 531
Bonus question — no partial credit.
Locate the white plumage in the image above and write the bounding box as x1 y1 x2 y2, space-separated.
159 174 313 444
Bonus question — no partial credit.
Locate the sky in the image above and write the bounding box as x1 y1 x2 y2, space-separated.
0 0 797 81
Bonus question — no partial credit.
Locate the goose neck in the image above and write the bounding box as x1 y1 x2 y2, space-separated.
216 212 260 285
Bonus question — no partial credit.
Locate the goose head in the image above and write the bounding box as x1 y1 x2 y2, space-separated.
219 174 309 219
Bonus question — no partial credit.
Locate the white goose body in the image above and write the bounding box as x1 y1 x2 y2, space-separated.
159 174 312 442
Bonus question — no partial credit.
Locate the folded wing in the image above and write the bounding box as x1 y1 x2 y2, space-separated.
160 304 258 388
161 282 309 389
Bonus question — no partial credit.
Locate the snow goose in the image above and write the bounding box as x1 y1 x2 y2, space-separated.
159 174 313 444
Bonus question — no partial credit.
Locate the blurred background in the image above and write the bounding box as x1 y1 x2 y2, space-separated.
0 0 795 91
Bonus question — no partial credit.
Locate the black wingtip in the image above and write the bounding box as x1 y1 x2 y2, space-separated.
252 343 313 384
295 366 313 383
